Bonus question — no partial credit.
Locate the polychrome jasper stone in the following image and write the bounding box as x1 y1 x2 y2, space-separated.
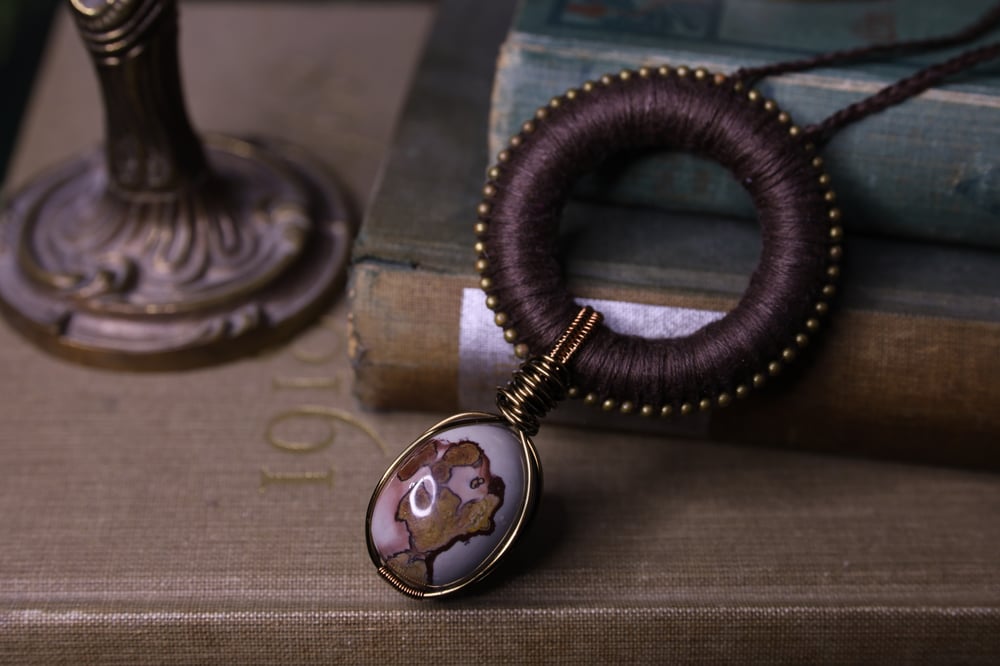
366 412 539 597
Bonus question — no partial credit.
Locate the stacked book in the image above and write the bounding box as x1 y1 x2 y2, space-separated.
351 0 1000 466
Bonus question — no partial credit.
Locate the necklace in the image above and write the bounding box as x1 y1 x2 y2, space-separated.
366 5 1000 598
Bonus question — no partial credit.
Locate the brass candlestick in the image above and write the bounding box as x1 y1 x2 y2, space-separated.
0 0 352 369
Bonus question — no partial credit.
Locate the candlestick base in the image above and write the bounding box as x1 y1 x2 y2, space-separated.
0 134 352 370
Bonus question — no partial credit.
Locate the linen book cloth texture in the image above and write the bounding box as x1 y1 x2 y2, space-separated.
1 1 999 664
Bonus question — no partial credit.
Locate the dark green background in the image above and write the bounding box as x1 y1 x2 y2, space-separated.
0 1 60 184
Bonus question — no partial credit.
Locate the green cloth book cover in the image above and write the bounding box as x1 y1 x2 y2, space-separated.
491 0 1000 248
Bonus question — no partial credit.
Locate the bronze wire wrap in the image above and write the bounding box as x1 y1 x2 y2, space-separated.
475 7 1000 418
377 566 426 599
497 306 602 436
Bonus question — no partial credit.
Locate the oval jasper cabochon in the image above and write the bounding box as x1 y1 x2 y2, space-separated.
368 416 534 593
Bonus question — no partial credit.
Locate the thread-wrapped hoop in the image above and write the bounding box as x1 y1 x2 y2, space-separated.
475 67 843 416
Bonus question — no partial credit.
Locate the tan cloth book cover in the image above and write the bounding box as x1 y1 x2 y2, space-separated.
1 2 999 663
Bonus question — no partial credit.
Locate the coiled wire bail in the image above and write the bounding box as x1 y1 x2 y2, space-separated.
496 306 603 436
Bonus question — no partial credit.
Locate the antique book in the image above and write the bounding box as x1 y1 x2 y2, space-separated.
351 0 1000 466
3 2 1000 663
490 0 1000 249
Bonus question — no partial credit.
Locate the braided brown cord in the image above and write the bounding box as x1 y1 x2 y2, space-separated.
804 41 1000 144
734 3 1000 85
733 3 1000 145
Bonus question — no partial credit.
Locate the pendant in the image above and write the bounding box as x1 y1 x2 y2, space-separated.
365 307 602 598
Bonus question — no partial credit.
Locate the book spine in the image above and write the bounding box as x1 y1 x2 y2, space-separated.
350 262 1000 468
489 33 1000 249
